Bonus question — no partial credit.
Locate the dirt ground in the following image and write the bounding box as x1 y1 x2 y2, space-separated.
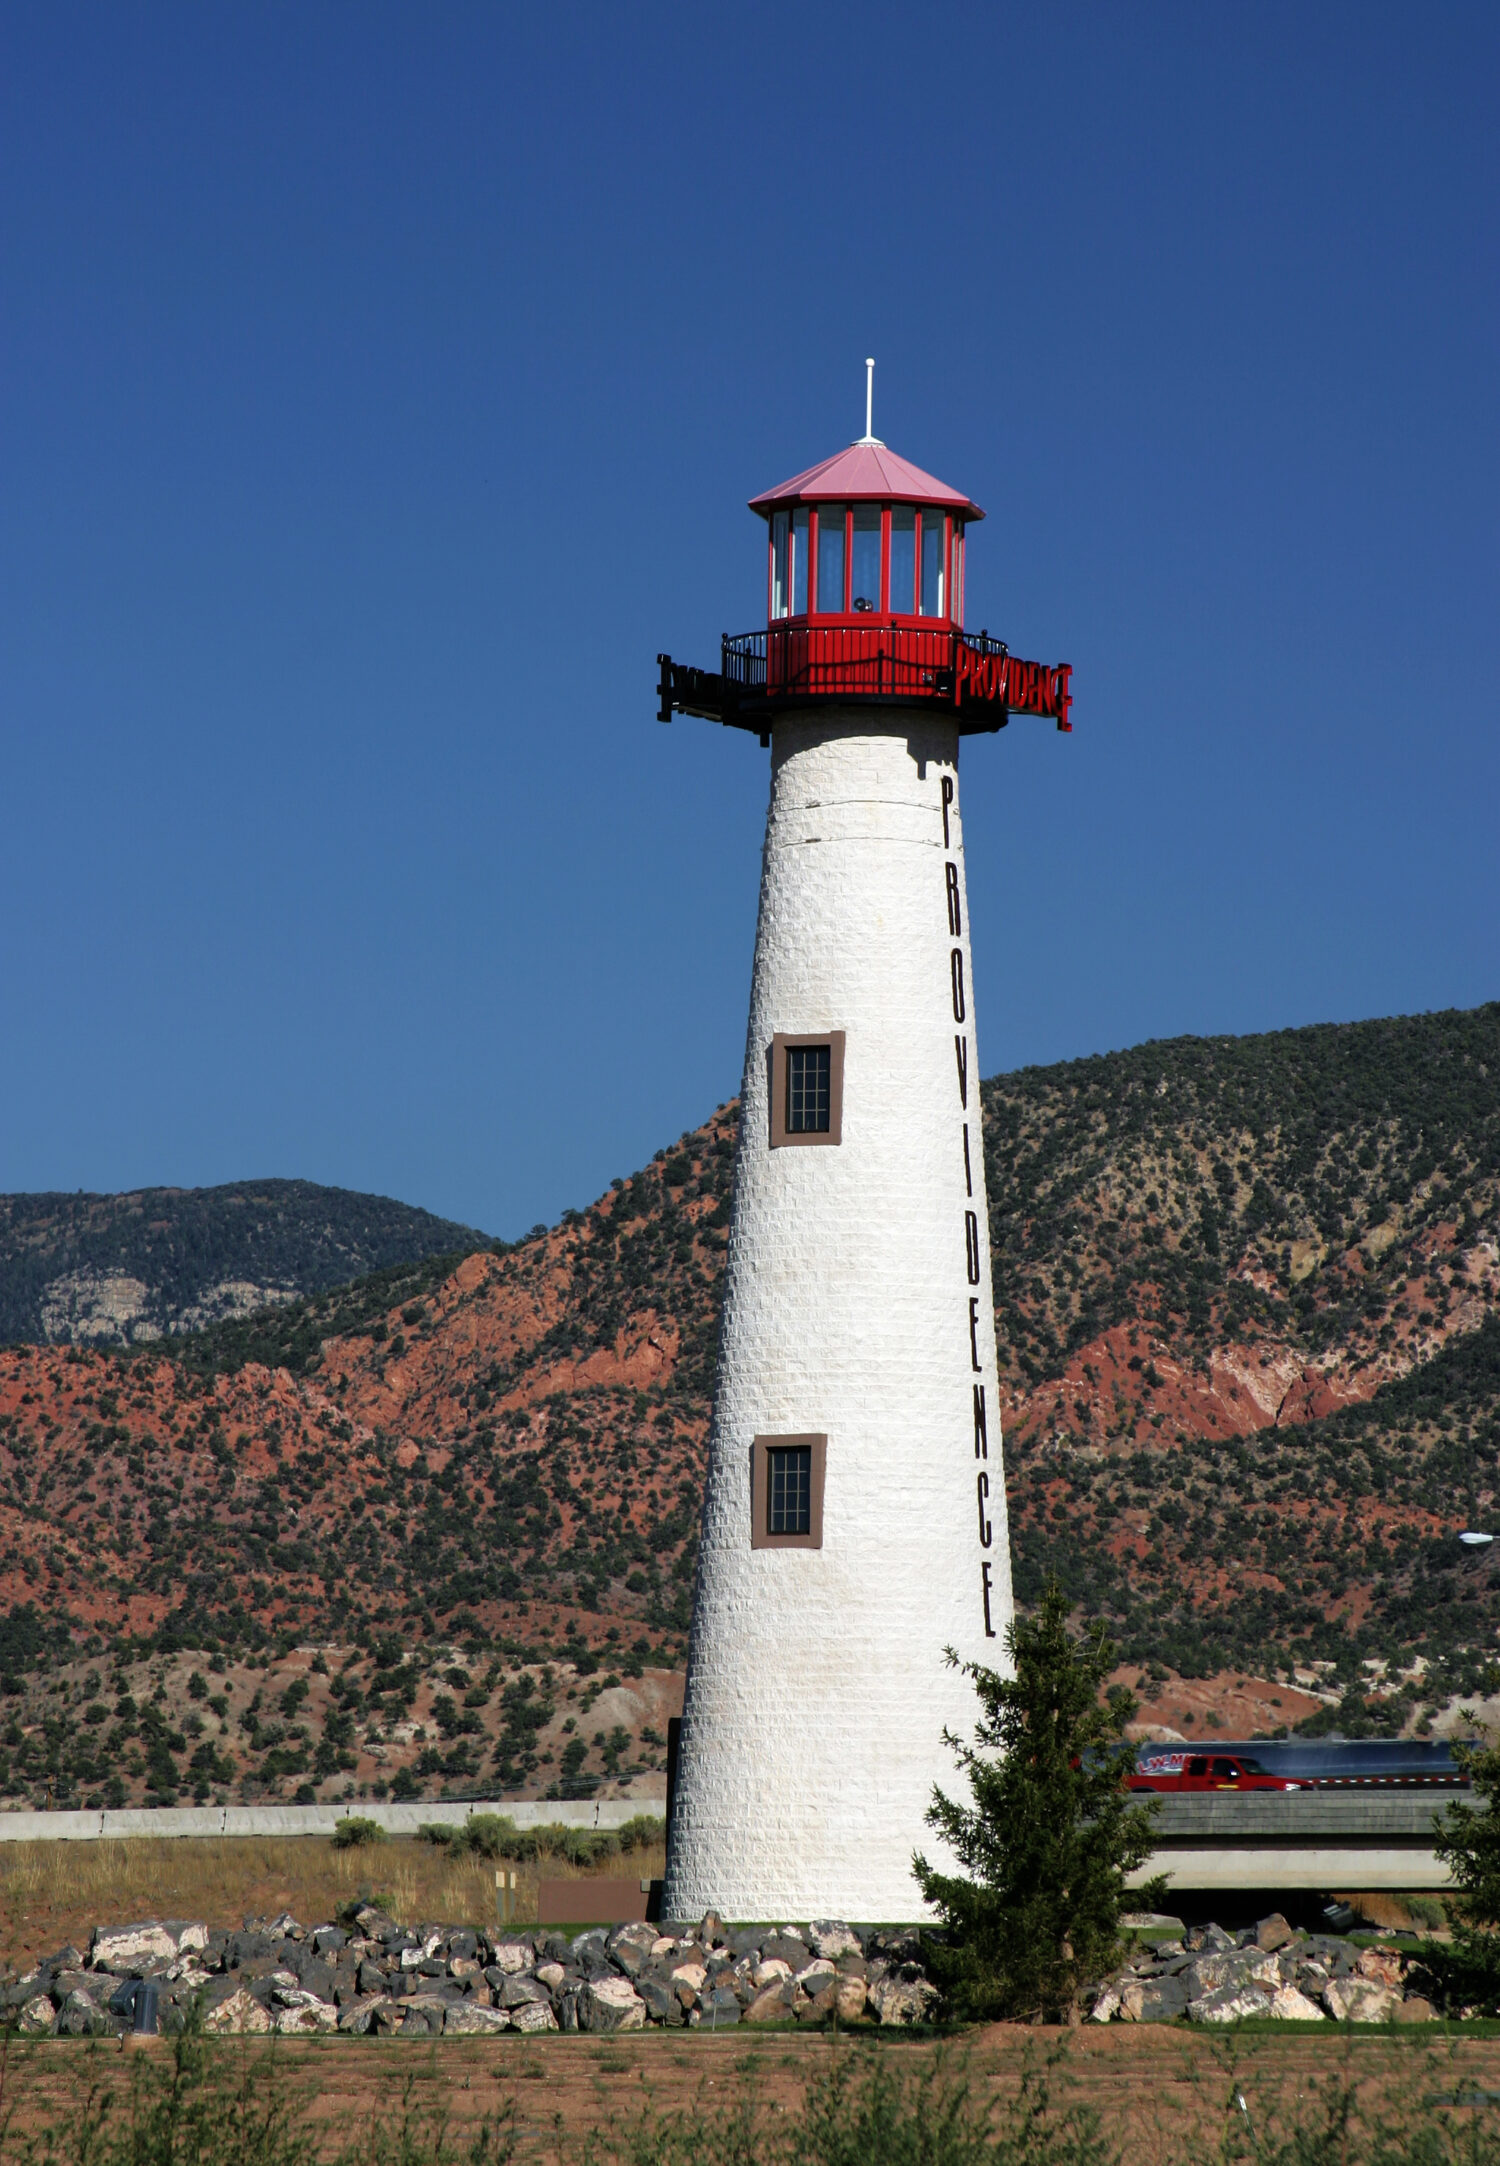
4 2024 1500 2163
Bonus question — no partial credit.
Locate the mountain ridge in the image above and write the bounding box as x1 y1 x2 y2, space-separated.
0 1003 1495 1805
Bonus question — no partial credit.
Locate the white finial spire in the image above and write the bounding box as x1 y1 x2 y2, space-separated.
854 356 884 447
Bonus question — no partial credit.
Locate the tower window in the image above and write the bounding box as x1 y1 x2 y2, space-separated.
750 1434 826 1550
786 1045 830 1133
769 1031 845 1148
768 1446 811 1535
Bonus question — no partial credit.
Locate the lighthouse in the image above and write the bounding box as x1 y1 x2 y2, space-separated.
657 372 1071 1922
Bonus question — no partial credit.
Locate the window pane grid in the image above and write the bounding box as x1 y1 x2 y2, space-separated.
786 1044 831 1133
768 1447 812 1536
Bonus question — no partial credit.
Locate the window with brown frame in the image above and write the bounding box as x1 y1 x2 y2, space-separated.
768 1031 845 1148
750 1434 826 1550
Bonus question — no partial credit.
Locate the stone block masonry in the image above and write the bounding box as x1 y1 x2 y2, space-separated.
665 712 1015 1923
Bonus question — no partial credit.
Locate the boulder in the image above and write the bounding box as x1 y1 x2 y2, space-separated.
57 1990 110 2037
1355 1948 1405 1989
834 1977 868 2023
634 1979 681 2026
399 1997 450 2036
202 1989 272 2036
761 1933 809 1970
487 1938 535 1976
498 1976 552 2010
1186 1950 1280 1999
357 1961 392 1997
273 1995 338 2035
580 1977 647 2033
809 1922 862 1961
509 2000 559 2034
18 1997 56 2037
444 2005 512 2034
868 1974 938 2026
696 1987 742 2028
1255 1914 1297 1953
91 1924 179 1971
1324 1977 1397 2023
795 1959 837 1989
1395 1997 1438 2023
313 1927 347 1956
1190 1982 1273 2024
745 1985 794 2025
535 1963 566 1992
336 1998 391 2034
1090 1984 1122 2024
1119 1975 1190 2023
1267 1986 1326 2022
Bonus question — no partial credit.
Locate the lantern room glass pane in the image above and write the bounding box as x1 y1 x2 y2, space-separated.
770 512 789 620
791 509 808 615
816 506 846 614
951 524 964 625
851 506 881 613
919 511 946 617
889 507 916 615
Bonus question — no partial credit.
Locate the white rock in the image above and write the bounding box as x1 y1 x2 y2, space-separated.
670 1962 708 1993
400 1933 442 1971
1190 1983 1274 2024
809 1922 862 1961
1090 1984 1122 2024
650 1937 679 1958
535 1962 566 1991
753 1959 793 1989
795 1959 836 1986
91 1924 178 1969
445 2005 512 2034
509 2000 559 2034
579 1977 646 2033
1268 1986 1326 2022
203 1989 272 2036
868 1974 938 2026
272 1992 338 2033
1324 1977 1398 2023
18 1996 55 2036
489 1939 534 1976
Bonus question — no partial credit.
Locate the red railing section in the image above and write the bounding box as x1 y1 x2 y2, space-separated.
658 628 1072 736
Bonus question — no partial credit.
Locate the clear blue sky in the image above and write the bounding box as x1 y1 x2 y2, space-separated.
2 2 1495 1238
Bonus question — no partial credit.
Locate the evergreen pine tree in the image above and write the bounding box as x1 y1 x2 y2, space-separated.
913 1579 1161 2021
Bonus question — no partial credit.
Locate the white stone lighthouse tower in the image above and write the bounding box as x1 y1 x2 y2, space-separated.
656 379 1072 1922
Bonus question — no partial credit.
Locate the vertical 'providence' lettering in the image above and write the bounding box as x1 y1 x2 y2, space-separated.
942 767 999 1637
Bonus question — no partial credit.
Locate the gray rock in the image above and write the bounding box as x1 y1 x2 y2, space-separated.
444 2005 512 2034
509 2000 559 2034
695 1987 741 2027
636 1978 683 2025
312 1927 347 1956
580 1977 646 2033
1119 1975 1190 2022
336 1997 391 2035
761 1933 809 1970
57 1990 110 2037
498 1975 552 2010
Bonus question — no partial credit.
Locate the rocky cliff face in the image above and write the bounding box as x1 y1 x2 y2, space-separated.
0 1006 1495 1809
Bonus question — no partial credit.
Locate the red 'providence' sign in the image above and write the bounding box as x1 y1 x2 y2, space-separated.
956 645 1073 732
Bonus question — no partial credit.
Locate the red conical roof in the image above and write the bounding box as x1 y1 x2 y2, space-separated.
749 440 983 521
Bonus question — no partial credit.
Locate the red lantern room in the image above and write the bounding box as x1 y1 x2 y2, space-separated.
752 439 980 629
657 363 1072 742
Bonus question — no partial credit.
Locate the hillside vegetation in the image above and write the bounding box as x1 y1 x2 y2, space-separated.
0 1180 488 1347
0 1006 1494 1807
